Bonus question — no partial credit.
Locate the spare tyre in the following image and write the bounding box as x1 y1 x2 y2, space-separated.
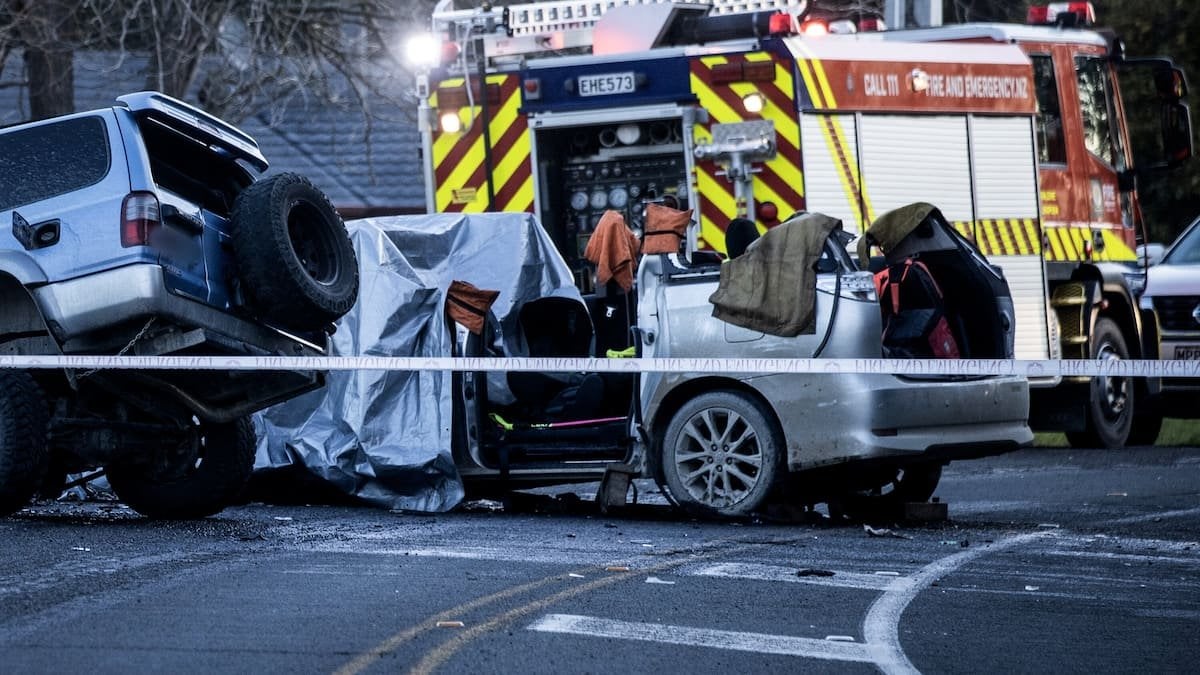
231 172 358 331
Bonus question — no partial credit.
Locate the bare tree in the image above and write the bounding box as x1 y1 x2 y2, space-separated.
0 0 440 123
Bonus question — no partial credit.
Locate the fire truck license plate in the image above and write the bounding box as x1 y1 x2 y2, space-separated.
1174 345 1200 360
577 72 636 97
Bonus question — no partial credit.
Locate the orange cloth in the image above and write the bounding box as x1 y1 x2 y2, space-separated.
641 203 693 254
584 210 641 292
446 279 500 335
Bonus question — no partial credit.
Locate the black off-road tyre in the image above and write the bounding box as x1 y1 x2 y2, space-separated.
1127 407 1164 447
107 416 255 519
231 172 358 331
0 371 49 517
659 390 783 519
1066 318 1134 450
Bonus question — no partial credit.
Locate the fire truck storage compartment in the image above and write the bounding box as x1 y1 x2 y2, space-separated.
801 111 1051 361
535 119 690 280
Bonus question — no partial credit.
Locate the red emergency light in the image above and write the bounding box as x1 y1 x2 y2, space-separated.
768 12 796 36
1027 2 1096 27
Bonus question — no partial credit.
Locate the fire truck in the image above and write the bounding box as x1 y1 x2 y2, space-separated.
409 0 1193 449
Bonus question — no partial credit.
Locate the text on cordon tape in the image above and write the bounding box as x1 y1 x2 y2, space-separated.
0 355 1197 378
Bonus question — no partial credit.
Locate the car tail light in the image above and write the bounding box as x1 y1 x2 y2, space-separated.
121 191 161 247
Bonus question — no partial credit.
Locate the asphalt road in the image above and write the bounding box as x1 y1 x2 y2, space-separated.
2 445 1198 674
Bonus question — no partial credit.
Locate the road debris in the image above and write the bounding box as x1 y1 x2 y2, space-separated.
864 524 913 539
645 576 676 585
825 635 856 642
568 573 586 579
1024 585 1040 592
606 566 630 572
436 620 465 628
796 569 836 577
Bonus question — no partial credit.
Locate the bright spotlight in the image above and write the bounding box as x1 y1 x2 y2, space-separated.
439 111 463 133
405 33 442 69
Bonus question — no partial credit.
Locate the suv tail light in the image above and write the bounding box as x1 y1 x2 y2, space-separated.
121 191 161 247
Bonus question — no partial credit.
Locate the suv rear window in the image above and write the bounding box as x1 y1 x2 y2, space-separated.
0 115 110 212
138 118 252 216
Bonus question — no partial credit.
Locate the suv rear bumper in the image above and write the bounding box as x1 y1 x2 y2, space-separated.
32 263 322 357
748 372 1032 471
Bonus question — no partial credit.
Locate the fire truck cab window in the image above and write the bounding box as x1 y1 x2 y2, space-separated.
1074 56 1122 169
1032 55 1066 165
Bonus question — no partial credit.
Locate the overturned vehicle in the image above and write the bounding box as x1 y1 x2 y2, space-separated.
260 203 1030 518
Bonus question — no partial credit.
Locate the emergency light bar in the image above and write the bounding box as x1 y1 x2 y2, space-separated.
1026 2 1095 27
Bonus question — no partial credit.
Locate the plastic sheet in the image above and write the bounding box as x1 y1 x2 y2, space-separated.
253 212 582 511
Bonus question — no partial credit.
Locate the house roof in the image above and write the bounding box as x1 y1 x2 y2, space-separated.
0 50 427 215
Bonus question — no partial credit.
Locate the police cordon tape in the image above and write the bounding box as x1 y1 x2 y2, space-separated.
0 355 1197 378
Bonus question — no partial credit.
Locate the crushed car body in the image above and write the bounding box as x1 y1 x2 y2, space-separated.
258 205 1031 518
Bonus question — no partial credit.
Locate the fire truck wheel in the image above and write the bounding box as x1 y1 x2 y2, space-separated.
0 371 49 517
231 173 359 332
1066 318 1133 450
659 391 782 519
107 416 255 519
1127 407 1164 447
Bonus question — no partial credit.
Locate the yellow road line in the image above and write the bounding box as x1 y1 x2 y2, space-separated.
336 536 804 675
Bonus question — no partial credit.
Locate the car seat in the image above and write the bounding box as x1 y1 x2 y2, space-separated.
504 296 607 422
725 217 761 259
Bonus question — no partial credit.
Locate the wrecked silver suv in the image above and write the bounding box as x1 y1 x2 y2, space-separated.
454 206 1031 518
0 92 358 519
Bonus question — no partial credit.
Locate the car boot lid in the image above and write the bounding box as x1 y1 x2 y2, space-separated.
116 91 269 172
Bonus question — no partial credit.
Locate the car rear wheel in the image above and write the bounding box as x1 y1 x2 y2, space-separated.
107 416 255 519
0 371 49 517
833 462 943 522
871 463 942 504
1066 318 1133 450
659 391 782 518
231 172 358 331
1127 407 1163 447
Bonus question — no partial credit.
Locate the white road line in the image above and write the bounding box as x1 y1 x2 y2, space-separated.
1101 506 1200 526
690 562 898 590
862 532 1049 675
527 614 873 663
307 543 625 567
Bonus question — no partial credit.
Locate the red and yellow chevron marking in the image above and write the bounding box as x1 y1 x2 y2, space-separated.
976 218 1042 256
431 74 533 214
952 219 1041 256
792 42 875 231
690 52 804 252
1042 224 1137 262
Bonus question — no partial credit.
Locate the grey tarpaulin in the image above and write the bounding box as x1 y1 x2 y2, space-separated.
253 212 582 511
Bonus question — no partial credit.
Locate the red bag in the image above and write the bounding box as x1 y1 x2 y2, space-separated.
874 258 961 359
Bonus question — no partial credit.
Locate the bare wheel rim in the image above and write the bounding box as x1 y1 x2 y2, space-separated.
287 201 340 286
672 406 764 508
